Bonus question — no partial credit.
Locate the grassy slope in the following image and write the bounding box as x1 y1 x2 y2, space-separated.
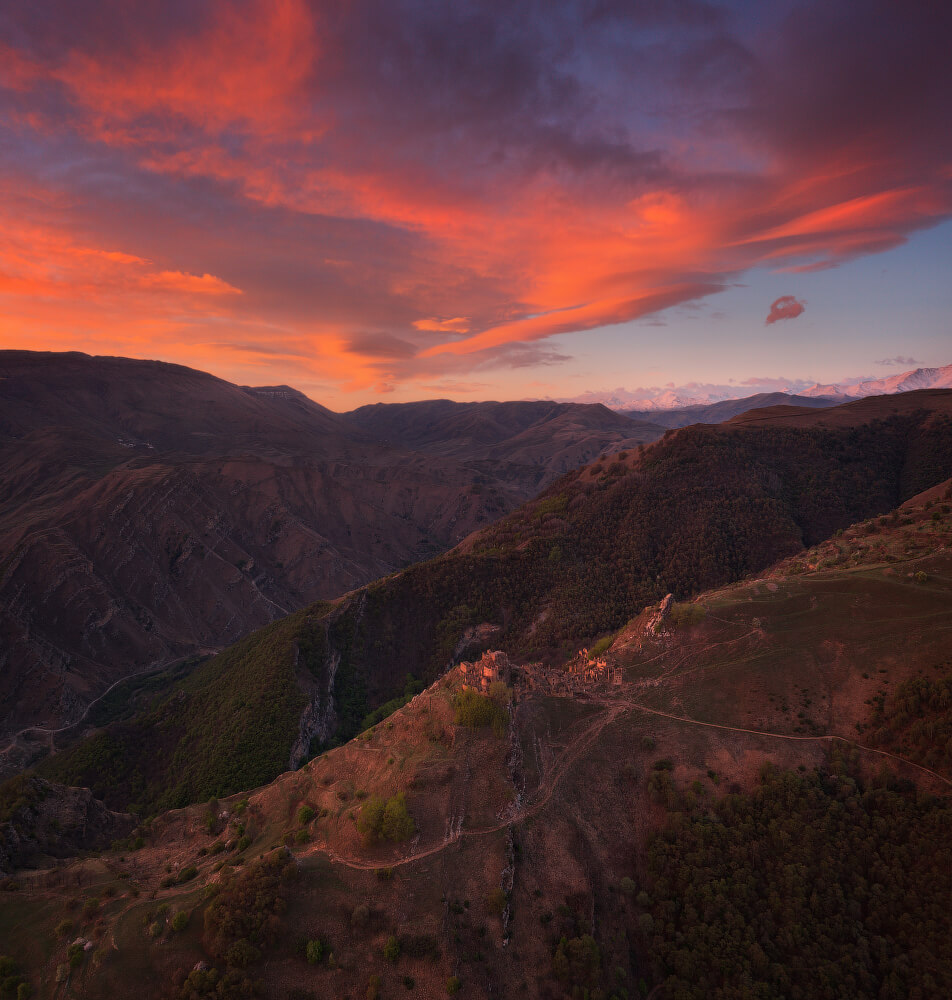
25 399 952 817
320 401 952 722
3 490 952 999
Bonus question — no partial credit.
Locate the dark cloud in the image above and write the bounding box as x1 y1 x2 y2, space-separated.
214 341 310 358
344 333 418 359
875 356 918 367
765 296 805 325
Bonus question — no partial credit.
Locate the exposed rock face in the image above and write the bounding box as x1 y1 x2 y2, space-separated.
645 594 674 634
289 648 341 770
0 776 134 873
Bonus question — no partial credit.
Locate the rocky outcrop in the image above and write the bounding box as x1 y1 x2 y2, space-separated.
645 593 674 634
0 776 134 873
289 648 340 770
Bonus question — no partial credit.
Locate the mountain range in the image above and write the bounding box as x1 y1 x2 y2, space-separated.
563 363 952 412
1 423 950 1000
6 351 952 769
18 384 952 819
802 362 952 398
0 352 662 750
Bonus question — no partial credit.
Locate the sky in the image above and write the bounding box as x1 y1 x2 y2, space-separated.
1 0 950 409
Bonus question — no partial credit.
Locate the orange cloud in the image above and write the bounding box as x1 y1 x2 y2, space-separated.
1 0 950 405
139 271 241 295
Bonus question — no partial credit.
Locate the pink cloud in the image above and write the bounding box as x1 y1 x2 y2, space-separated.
765 296 805 325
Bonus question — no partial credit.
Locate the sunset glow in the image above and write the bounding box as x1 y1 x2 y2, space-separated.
1 0 950 405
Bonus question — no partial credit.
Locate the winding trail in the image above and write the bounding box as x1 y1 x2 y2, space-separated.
0 649 218 760
307 700 629 872
626 701 952 788
305 687 951 874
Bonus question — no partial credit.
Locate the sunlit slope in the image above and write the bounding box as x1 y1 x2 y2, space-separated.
28 395 952 816
4 484 952 999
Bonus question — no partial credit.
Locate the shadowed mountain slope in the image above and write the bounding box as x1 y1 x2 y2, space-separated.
343 398 664 487
1 353 662 743
29 392 952 814
3 480 951 1000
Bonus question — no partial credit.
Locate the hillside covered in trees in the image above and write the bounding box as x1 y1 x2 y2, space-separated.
27 393 952 817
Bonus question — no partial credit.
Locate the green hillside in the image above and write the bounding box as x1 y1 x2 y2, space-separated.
36 606 332 814
31 397 952 815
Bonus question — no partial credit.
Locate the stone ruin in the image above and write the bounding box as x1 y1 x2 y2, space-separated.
459 640 625 702
458 650 513 693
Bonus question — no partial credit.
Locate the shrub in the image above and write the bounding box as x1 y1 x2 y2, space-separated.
358 793 415 842
351 904 370 929
171 911 189 932
225 938 260 968
452 690 507 735
447 976 462 994
297 805 315 825
487 888 506 916
382 793 415 842
55 919 74 937
367 975 381 1000
356 796 386 840
552 934 601 989
17 984 32 1000
178 866 198 883
384 935 400 962
589 635 613 658
305 939 324 965
669 603 707 629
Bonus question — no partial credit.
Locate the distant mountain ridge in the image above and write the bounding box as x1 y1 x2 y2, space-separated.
562 362 951 412
342 398 663 487
618 391 844 429
0 352 664 744
803 363 952 398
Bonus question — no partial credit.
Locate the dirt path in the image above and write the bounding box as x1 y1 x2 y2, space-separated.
307 682 951 874
0 648 218 759
308 700 629 872
626 701 952 788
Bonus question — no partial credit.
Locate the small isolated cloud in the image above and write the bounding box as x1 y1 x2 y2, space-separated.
875 355 918 367
765 295 805 325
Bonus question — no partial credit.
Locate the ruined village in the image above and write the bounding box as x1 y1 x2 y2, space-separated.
457 593 675 699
